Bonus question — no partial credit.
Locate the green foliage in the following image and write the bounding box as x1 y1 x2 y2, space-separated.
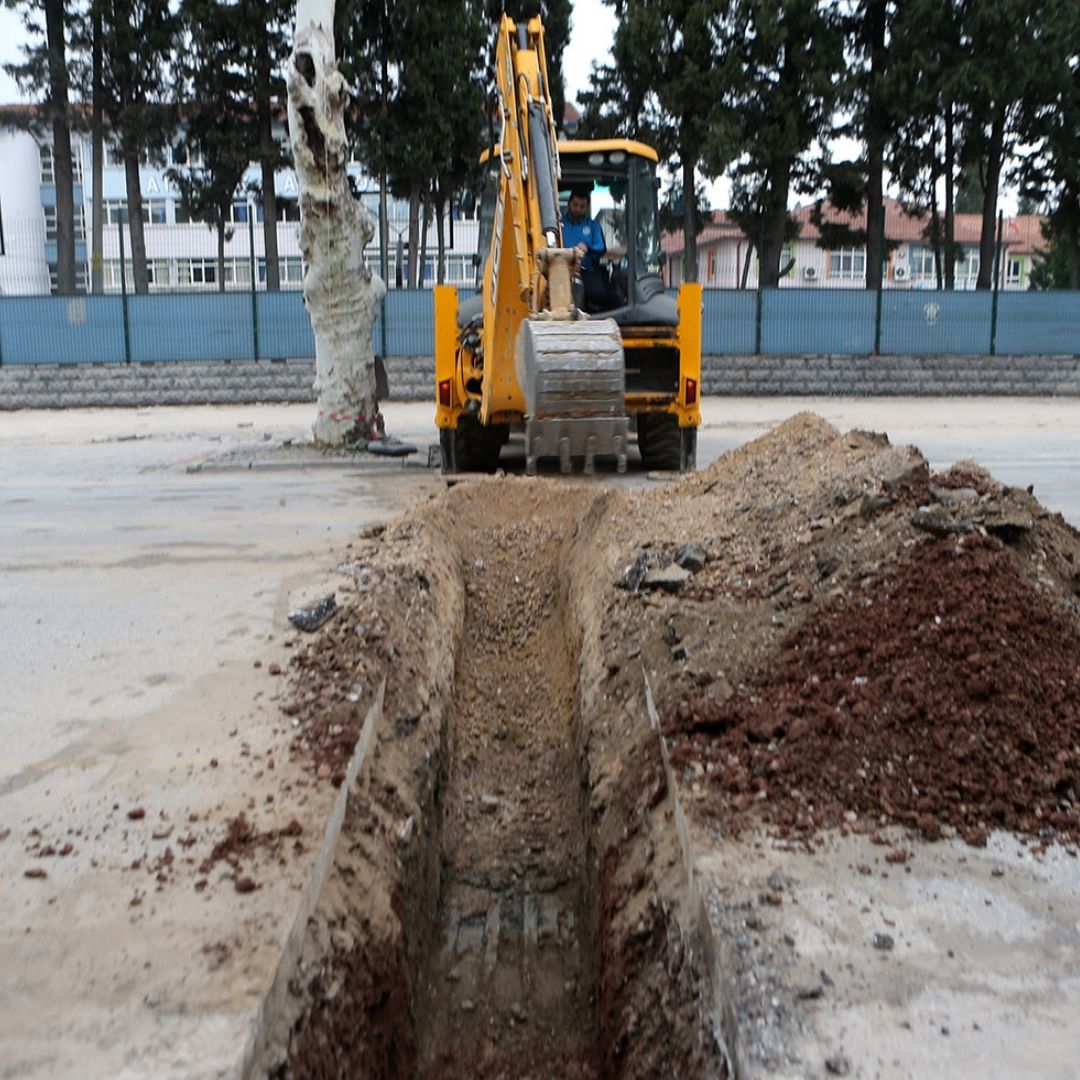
495 1 571 132
338 0 487 203
168 0 252 244
98 0 178 152
723 0 845 285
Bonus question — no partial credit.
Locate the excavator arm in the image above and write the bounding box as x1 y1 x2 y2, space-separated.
481 15 628 473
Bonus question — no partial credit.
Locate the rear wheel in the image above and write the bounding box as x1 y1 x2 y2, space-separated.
440 416 507 474
637 413 697 472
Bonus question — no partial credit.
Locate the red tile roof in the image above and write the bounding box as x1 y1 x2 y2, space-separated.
664 197 1047 256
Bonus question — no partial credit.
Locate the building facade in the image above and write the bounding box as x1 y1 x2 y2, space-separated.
0 108 480 296
664 197 1047 291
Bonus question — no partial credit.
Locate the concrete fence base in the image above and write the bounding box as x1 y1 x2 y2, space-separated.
2 353 1078 410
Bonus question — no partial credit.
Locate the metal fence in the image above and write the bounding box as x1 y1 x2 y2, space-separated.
1 285 1078 366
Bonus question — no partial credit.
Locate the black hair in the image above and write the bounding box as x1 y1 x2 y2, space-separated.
568 185 592 201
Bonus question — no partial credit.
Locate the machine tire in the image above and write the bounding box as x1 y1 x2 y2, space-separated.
441 417 506 474
637 413 696 472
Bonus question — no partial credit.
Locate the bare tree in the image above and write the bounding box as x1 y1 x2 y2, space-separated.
288 0 385 447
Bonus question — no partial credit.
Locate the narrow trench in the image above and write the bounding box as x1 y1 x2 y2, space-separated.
415 515 600 1077
282 490 724 1080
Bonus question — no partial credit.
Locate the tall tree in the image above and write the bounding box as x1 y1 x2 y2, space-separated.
722 0 844 288
235 0 292 291
171 0 254 291
99 0 178 293
1015 0 1080 289
4 0 81 293
340 0 486 289
824 0 897 290
957 0 1076 289
582 0 732 284
886 0 964 287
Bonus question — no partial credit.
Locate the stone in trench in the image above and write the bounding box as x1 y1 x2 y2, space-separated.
911 508 974 536
288 594 337 632
641 565 692 593
674 542 707 573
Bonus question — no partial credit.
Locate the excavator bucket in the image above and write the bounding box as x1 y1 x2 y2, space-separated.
517 318 628 475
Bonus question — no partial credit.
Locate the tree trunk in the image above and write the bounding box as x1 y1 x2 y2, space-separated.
217 220 226 292
760 166 791 289
740 239 754 290
929 185 943 289
944 103 955 290
123 149 149 294
864 0 886 291
407 182 421 288
435 190 446 284
91 2 104 294
288 0 386 447
418 191 430 288
681 154 698 284
45 0 76 295
976 108 1005 290
257 27 281 292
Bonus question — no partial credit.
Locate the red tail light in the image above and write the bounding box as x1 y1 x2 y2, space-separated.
685 377 698 405
438 379 452 407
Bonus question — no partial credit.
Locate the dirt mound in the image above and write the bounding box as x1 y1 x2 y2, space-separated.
589 413 1080 851
667 534 1080 845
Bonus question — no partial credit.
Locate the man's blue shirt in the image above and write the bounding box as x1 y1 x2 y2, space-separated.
561 213 606 271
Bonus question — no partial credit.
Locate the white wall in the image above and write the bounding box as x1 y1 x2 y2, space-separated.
0 128 50 294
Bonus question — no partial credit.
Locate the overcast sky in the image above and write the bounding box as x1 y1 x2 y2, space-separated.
0 2 615 105
563 0 616 106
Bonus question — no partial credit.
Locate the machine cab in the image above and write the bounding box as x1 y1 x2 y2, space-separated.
474 139 675 327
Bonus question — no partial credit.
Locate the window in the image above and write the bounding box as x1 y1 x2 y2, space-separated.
39 142 83 185
258 256 304 287
910 246 937 280
103 199 128 225
174 201 192 225
170 142 203 168
102 259 171 291
101 199 166 226
1006 255 1023 286
44 204 87 242
829 247 865 280
177 257 254 289
254 197 302 223
229 201 252 224
48 262 89 293
955 247 980 288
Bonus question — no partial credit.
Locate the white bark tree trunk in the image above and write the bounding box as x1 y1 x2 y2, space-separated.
287 0 386 447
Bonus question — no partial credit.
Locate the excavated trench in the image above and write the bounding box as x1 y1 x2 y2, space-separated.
278 485 723 1079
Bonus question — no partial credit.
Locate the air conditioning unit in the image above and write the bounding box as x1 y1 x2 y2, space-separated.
803 265 818 281
895 266 909 281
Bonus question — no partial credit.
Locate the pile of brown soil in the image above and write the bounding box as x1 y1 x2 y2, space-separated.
586 413 1080 850
666 533 1080 845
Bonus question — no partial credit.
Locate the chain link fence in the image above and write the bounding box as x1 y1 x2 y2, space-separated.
1 210 1078 365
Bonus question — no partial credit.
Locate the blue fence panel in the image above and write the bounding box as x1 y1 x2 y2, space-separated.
257 290 315 359
128 293 256 362
880 290 992 355
995 292 1080 356
702 289 757 354
382 289 435 356
0 295 126 364
761 288 876 355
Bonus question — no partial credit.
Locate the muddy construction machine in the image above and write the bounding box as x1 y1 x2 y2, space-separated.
434 14 702 475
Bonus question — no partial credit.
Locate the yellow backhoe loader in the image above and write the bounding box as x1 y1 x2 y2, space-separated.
434 14 702 474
